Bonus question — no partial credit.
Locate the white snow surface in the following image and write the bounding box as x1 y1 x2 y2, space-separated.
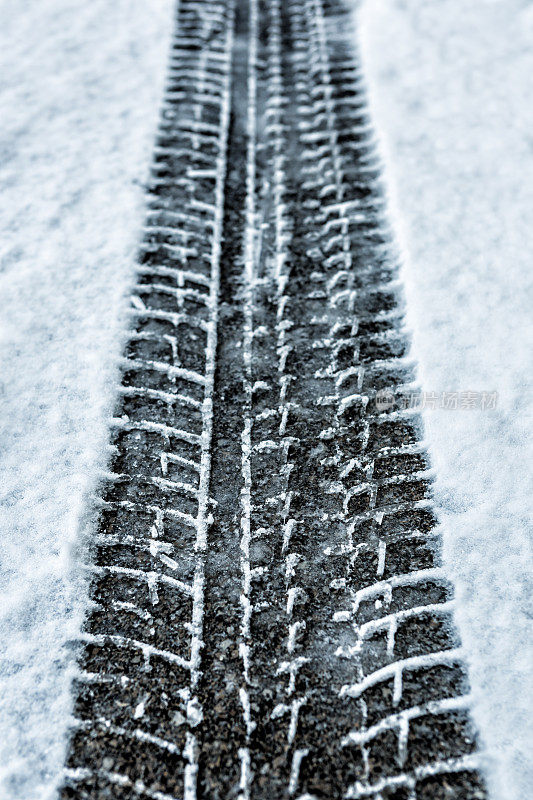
357 1 533 798
0 1 172 797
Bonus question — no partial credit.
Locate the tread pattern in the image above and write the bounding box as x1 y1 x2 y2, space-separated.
61 2 488 799
62 2 235 797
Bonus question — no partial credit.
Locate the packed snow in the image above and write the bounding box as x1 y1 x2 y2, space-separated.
0 1 172 797
357 1 533 798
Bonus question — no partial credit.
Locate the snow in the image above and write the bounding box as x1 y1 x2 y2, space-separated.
0 1 172 798
1 0 531 796
356 1 533 798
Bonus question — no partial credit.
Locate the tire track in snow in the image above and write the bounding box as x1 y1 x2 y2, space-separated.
61 1 488 798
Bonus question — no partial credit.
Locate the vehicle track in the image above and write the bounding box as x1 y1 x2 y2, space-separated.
61 1 488 798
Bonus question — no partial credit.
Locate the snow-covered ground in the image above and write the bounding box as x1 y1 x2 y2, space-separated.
1 0 531 798
357 1 533 798
0 1 172 797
